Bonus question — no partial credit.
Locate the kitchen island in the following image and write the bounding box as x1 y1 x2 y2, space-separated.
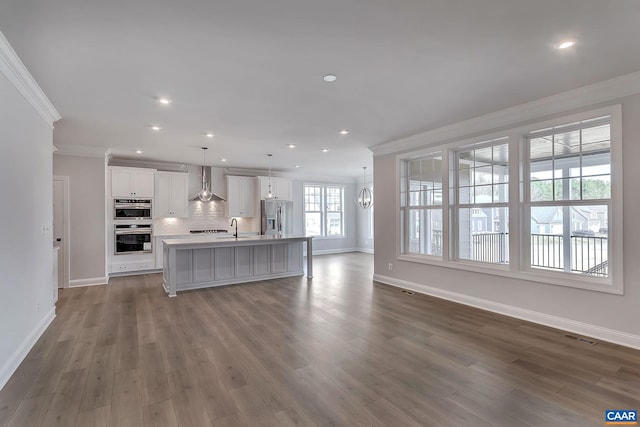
162 235 313 296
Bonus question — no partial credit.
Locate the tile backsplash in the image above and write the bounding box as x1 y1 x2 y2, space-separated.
154 201 259 235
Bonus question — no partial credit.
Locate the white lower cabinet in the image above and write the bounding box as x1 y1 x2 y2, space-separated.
271 243 287 273
193 249 212 283
110 261 155 273
165 241 305 294
155 237 165 269
235 246 253 278
214 247 235 280
253 245 270 276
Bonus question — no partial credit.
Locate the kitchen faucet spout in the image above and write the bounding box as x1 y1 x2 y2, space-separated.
230 218 238 238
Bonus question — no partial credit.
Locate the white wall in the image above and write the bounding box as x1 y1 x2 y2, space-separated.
373 91 640 348
0 57 57 388
53 154 106 284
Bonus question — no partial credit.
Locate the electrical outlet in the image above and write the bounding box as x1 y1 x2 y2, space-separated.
388 263 393 271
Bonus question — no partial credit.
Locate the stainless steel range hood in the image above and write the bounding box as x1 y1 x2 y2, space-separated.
190 166 225 201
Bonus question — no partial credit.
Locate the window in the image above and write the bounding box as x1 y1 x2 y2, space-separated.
304 184 344 237
526 117 611 278
400 151 443 257
397 106 622 293
453 138 509 264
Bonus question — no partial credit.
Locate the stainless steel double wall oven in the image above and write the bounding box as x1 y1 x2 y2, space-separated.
113 199 153 255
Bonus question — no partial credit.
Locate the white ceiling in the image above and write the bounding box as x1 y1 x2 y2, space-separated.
2 0 640 177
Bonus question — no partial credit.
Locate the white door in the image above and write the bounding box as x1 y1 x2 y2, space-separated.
53 177 69 288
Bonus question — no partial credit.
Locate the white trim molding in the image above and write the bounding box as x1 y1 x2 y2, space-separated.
54 145 109 158
373 274 640 350
69 277 109 287
0 30 60 126
357 248 374 254
370 70 640 156
303 247 359 256
0 308 55 390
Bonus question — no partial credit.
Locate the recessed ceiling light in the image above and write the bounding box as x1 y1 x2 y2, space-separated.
339 129 350 135
135 150 143 154
157 97 172 105
206 132 215 138
556 40 575 49
220 158 227 162
295 165 300 168
323 74 337 82
288 144 296 148
151 125 161 131
321 148 329 153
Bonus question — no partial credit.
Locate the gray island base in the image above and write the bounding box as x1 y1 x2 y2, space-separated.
162 235 313 297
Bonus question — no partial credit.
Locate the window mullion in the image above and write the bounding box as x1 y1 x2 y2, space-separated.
442 149 450 261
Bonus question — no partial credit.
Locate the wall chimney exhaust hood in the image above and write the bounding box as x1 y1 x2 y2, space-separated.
191 147 225 202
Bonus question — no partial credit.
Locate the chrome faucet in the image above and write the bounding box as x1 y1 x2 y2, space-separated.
230 218 238 238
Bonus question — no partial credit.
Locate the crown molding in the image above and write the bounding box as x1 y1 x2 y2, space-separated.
0 30 61 127
224 167 358 183
370 70 640 156
53 144 108 158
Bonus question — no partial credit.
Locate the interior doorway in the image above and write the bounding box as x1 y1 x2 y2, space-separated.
53 176 70 289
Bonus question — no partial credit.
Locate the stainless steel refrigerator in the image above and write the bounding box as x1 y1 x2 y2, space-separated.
261 200 293 235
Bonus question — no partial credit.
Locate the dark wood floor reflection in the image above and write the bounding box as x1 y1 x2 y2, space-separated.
1 252 638 426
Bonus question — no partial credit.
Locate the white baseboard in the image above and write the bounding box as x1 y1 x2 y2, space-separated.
0 307 55 390
303 248 359 256
356 248 374 254
69 276 108 287
315 247 358 255
373 274 640 350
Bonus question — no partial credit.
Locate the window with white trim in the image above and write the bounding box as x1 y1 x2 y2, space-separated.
400 151 443 257
304 184 344 237
453 138 509 264
398 106 622 293
525 117 611 277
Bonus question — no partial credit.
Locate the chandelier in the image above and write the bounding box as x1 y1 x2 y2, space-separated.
357 166 373 209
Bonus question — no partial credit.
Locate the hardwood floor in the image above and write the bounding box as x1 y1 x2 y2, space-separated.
1 252 638 426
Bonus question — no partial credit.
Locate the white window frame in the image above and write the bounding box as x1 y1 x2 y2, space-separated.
400 150 445 259
451 137 510 266
304 183 345 238
396 105 623 294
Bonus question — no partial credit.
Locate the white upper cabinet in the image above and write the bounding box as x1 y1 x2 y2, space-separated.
111 167 155 198
155 172 189 218
227 176 256 217
257 176 292 201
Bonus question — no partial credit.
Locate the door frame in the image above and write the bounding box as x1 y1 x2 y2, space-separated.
53 175 70 288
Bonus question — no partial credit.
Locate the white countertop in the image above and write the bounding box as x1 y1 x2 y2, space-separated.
155 232 257 238
162 234 311 246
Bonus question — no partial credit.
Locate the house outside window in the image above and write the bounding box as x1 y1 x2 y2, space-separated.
304 184 344 237
453 138 509 264
400 151 443 257
397 106 622 293
526 116 611 277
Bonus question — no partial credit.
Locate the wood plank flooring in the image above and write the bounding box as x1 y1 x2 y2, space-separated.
1 252 639 426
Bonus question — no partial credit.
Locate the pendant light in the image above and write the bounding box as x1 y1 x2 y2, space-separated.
197 147 213 202
357 166 373 209
266 153 275 199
